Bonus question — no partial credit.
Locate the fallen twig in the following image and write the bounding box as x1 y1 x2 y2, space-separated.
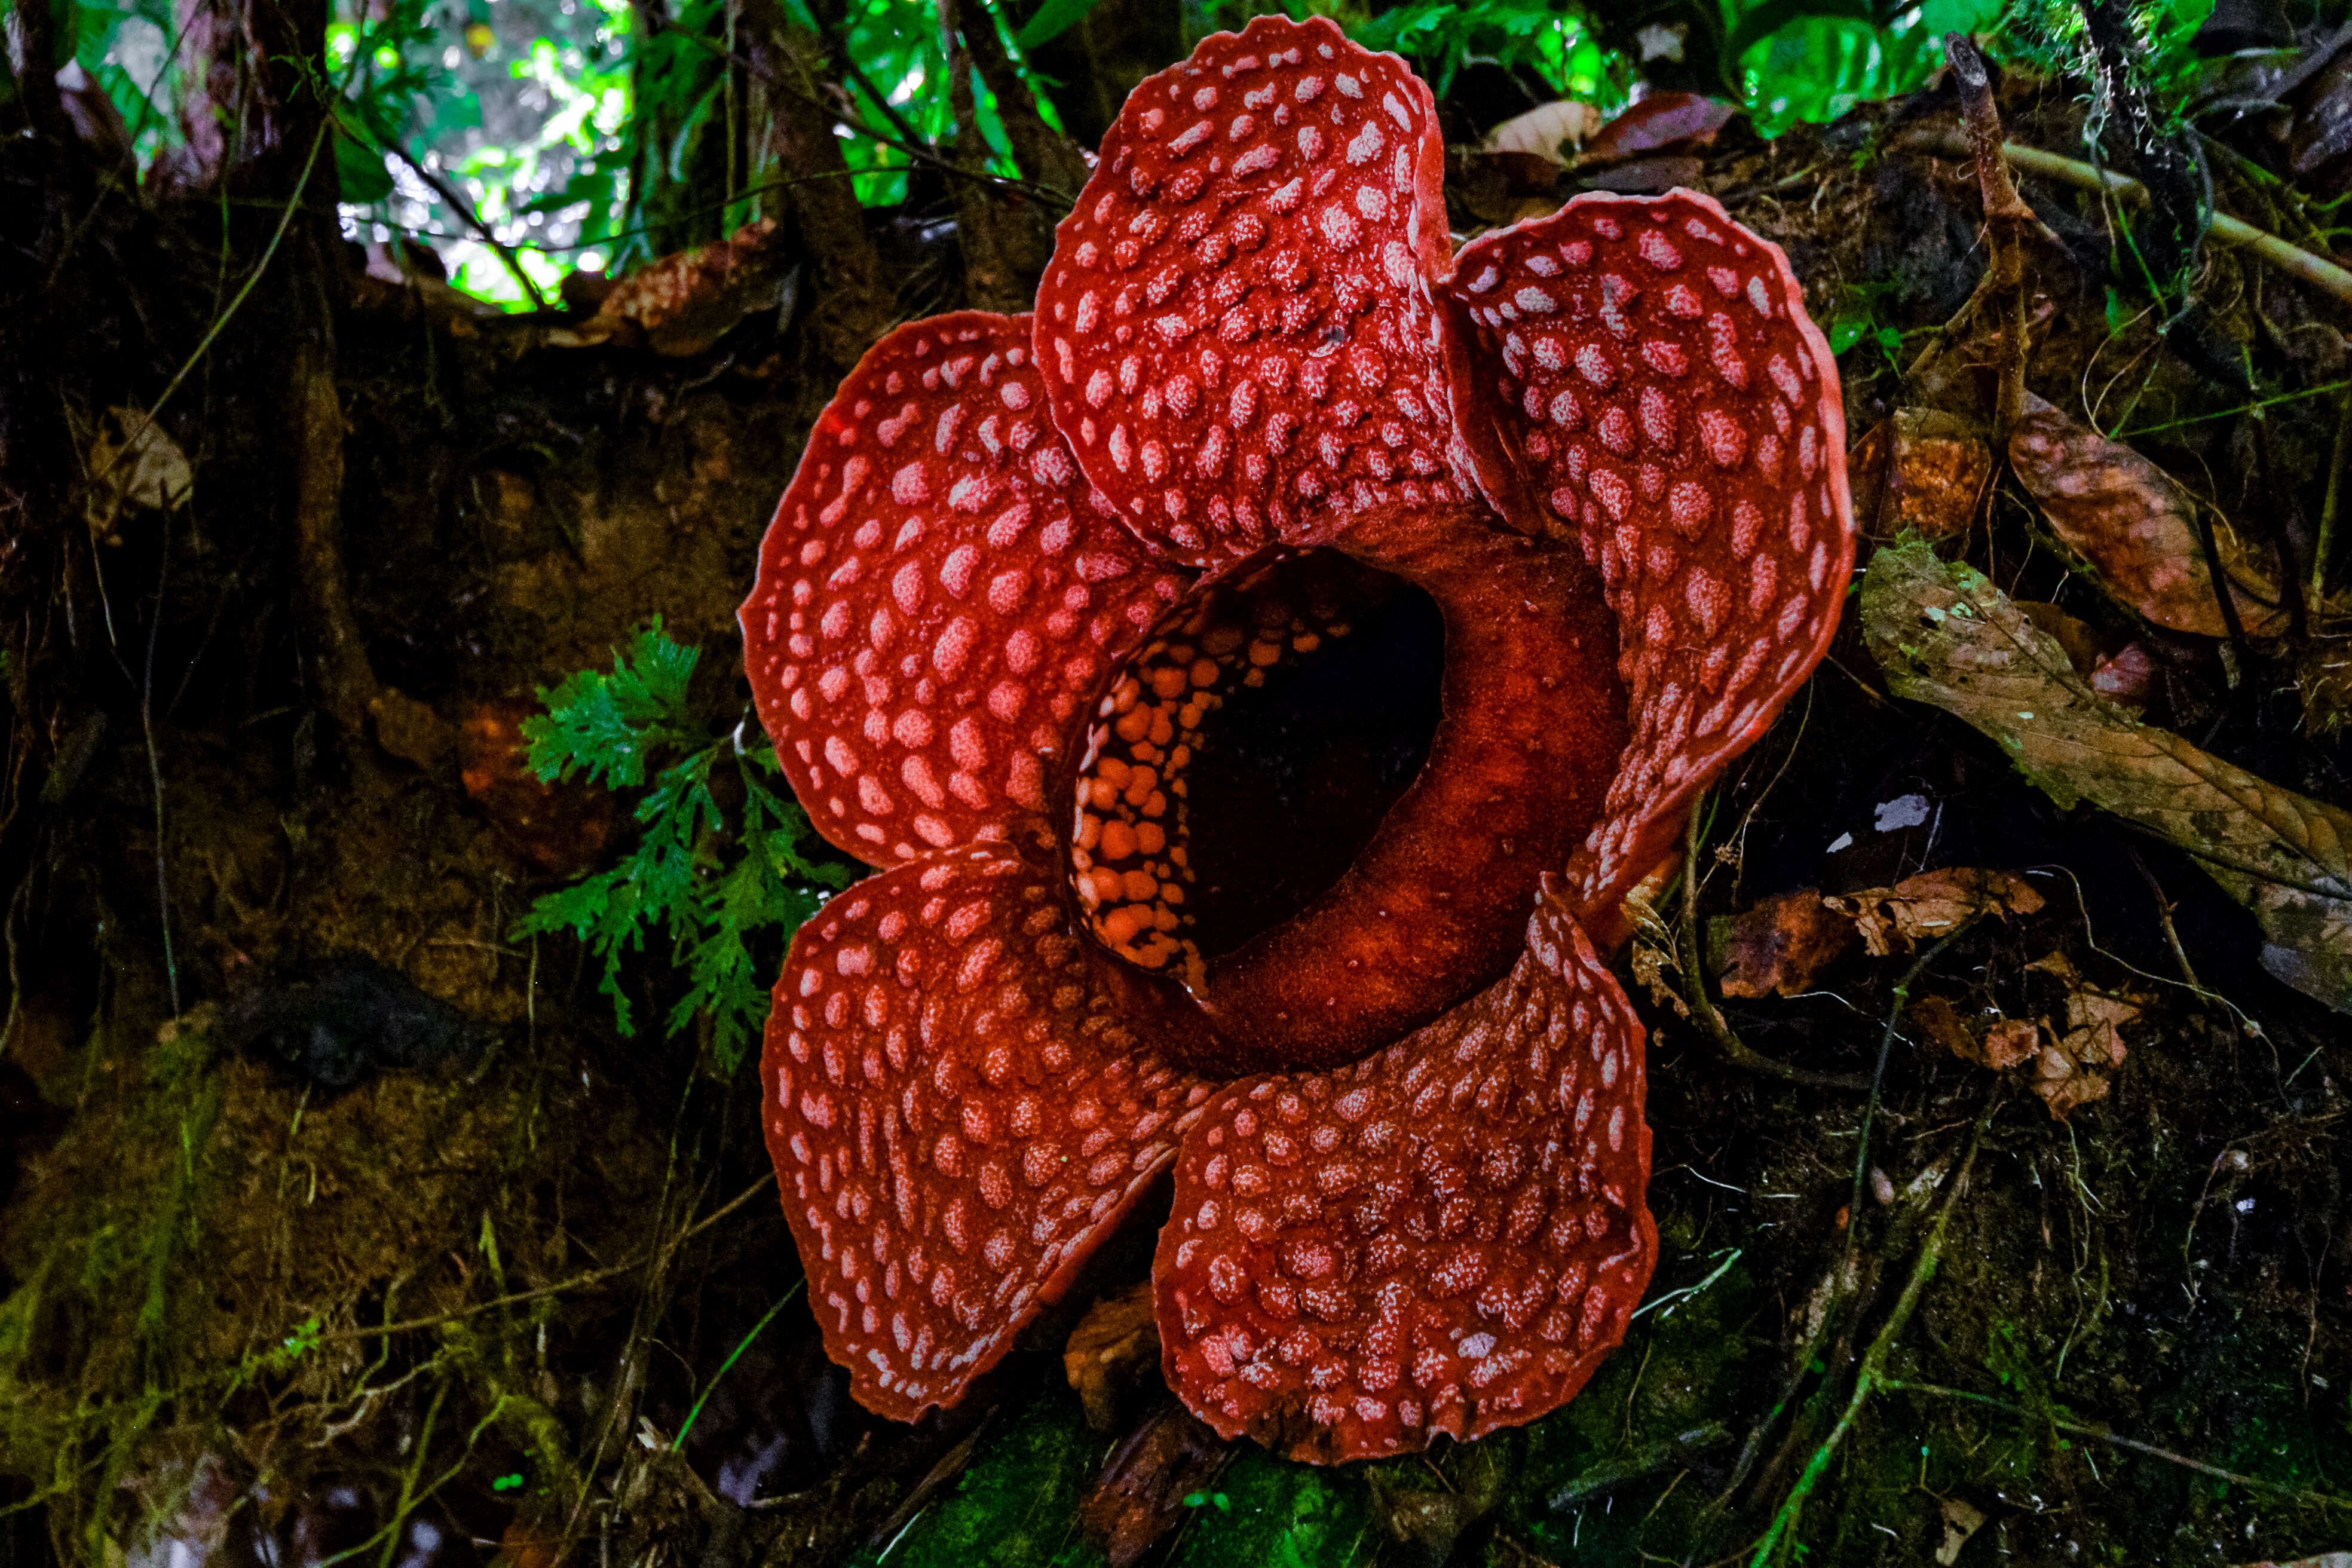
1919 130 2352 306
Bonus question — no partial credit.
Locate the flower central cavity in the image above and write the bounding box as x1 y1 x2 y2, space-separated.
1069 551 1444 985
1061 503 1631 1076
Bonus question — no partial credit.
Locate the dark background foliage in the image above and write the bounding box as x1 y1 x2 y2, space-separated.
7 0 2352 1564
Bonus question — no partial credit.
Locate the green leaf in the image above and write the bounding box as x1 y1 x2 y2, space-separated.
1348 0 1603 98
1016 0 1107 50
69 0 128 71
1168 1446 1371 1567
506 625 850 1070
1723 0 1878 74
520 163 615 215
333 128 396 203
509 860 654 1034
843 1389 1102 1566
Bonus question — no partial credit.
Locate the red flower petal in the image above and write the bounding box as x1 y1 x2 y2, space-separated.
1035 16 1464 566
1446 192 1855 915
764 843 1217 1421
1154 886 1656 1462
742 311 1193 867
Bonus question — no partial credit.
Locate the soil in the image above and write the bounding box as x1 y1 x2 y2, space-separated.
2 47 2349 1568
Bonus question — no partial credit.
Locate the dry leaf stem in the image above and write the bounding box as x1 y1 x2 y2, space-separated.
1879 1379 2352 1509
2126 847 2204 992
1947 35 2036 442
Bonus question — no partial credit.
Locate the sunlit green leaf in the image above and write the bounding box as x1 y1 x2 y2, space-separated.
520 164 615 216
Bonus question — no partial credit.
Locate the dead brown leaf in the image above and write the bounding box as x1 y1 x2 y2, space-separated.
1714 888 1859 997
2013 600 2104 675
1064 1279 1159 1433
591 218 795 357
2007 394 2287 637
1910 953 2144 1116
2090 642 2156 712
1578 93 1738 158
83 405 194 544
1824 868 2045 957
2026 953 2143 1117
1849 409 1992 540
1482 100 1602 163
458 699 618 875
1863 541 2352 1014
1910 996 2039 1070
1576 155 1705 194
1936 1497 1989 1566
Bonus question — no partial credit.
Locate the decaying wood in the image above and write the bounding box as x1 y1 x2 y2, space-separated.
939 0 1034 312
742 0 898 371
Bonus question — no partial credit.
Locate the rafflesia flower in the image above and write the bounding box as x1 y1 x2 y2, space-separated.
740 16 1852 1463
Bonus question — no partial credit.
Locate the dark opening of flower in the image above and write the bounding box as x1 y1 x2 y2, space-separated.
1071 549 1450 969
740 15 1854 1463
1068 508 1625 1075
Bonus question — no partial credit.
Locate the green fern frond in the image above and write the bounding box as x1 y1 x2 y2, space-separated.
507 623 852 1071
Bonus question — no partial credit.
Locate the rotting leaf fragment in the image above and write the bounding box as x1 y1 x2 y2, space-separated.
1910 952 2148 1120
1713 887 1859 997
2024 951 2145 1118
1064 1281 1161 1432
1823 867 2044 957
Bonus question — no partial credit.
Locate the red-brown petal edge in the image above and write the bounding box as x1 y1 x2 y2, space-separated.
1444 191 1855 919
1035 15 1466 567
742 311 1193 867
1154 882 1656 1462
764 844 1216 1421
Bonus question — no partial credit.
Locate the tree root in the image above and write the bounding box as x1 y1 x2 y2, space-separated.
1947 34 2041 444
1744 1109 1991 1566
